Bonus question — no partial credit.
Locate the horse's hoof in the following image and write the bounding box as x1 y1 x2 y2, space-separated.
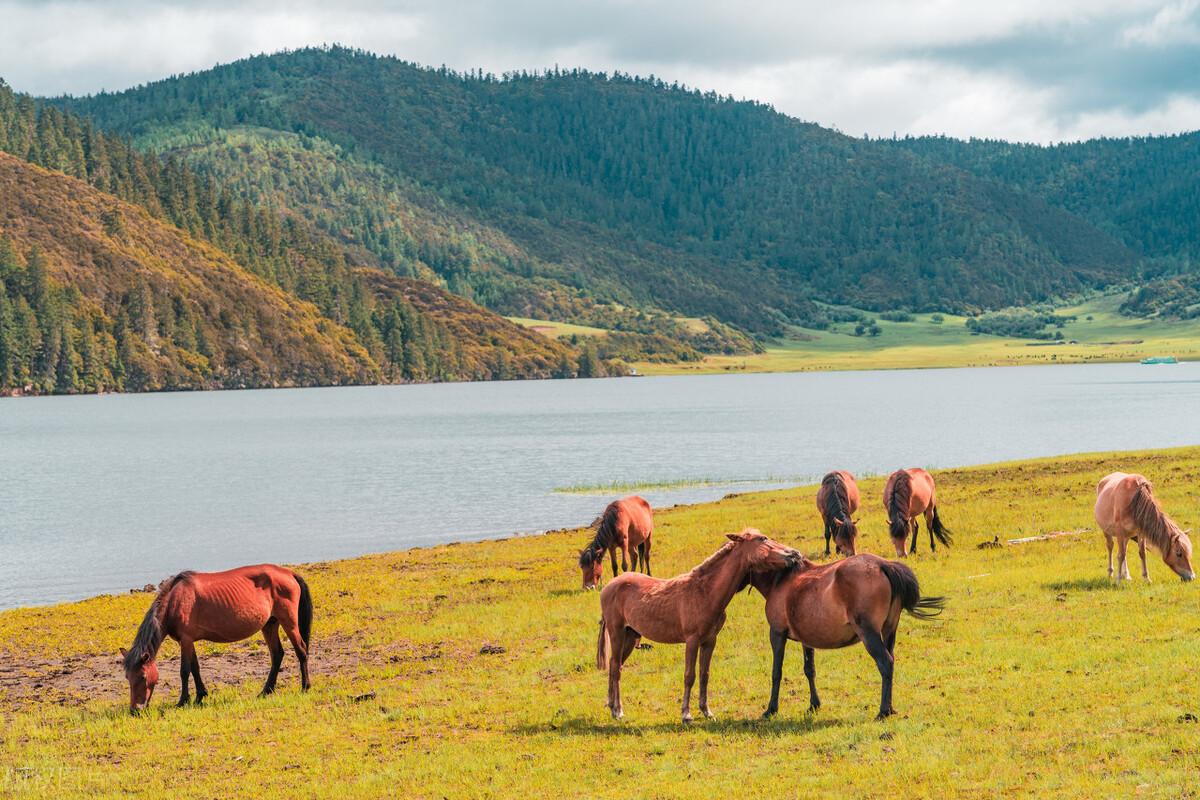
875 709 896 721
176 699 189 708
702 710 715 720
762 708 777 719
610 710 624 721
681 714 693 725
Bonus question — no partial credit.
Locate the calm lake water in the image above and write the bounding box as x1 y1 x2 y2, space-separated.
2 363 1199 609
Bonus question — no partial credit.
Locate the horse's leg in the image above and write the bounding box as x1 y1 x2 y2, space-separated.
643 539 651 576
177 639 194 707
259 620 285 696
1105 535 1115 580
1138 536 1150 581
1117 537 1131 581
803 645 820 711
925 509 936 551
909 519 920 554
681 639 699 724
619 629 639 665
280 619 311 691
191 653 208 704
607 624 625 719
824 520 832 556
609 545 620 578
763 628 787 718
858 623 895 720
629 545 639 573
619 538 630 573
697 640 717 720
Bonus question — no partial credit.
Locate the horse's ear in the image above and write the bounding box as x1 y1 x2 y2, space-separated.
118 647 127 658
726 532 745 542
853 517 861 525
140 650 152 665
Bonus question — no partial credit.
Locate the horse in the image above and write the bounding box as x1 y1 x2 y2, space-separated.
596 529 801 723
751 553 945 721
883 468 951 557
1095 472 1194 582
579 495 654 590
817 470 860 556
120 565 313 713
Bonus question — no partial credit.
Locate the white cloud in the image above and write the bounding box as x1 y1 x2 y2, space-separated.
0 0 1198 142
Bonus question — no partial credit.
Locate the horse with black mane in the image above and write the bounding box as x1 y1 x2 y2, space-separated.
883 468 951 557
121 564 312 713
579 495 654 590
752 553 945 720
817 470 860 556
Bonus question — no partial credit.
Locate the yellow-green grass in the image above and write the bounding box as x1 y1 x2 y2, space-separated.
4 446 1200 798
505 317 610 339
635 295 1200 374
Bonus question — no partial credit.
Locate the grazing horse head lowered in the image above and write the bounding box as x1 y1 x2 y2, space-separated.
818 471 861 557
121 566 313 714
595 528 801 722
578 496 654 590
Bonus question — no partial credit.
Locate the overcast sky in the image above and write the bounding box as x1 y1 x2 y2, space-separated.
2 0 1199 142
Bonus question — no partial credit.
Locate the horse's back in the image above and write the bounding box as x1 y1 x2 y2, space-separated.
182 565 299 640
1095 472 1140 534
618 495 654 544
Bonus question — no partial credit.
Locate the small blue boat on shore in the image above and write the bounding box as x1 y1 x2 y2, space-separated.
1140 356 1178 365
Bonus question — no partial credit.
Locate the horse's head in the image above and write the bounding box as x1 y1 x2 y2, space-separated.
120 647 159 714
726 529 802 573
833 516 860 557
888 515 910 558
1164 530 1195 582
579 547 604 590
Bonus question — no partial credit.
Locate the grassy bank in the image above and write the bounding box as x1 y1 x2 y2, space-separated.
631 295 1200 374
3 446 1200 797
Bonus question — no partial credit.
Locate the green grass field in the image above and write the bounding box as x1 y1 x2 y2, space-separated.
4 446 1200 797
633 295 1200 374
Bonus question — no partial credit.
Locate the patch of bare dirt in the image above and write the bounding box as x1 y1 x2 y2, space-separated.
0 634 447 714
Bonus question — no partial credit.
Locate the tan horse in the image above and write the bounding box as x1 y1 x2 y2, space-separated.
596 529 801 723
579 495 654 590
751 554 944 720
1095 472 1194 582
883 468 951 557
817 470 860 556
121 565 312 713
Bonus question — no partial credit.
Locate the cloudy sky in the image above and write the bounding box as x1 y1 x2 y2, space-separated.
2 0 1199 142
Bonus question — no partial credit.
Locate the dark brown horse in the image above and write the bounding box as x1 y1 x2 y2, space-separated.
596 529 801 722
121 565 312 713
752 554 944 720
817 470 860 556
883 468 951 557
579 495 654 590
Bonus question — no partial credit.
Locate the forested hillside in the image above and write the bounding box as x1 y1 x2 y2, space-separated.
0 80 589 394
56 47 1139 329
890 133 1200 319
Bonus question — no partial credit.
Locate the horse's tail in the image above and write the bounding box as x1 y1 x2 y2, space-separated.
888 471 912 542
294 573 313 648
930 505 953 547
596 617 610 671
880 560 946 620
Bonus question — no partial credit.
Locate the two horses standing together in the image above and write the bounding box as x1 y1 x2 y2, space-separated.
817 468 951 559
584 487 947 724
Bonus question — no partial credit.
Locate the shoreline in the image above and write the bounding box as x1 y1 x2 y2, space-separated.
4 443 1197 615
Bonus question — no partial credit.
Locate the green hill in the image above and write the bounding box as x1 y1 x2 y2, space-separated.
54 47 1141 334
0 81 589 394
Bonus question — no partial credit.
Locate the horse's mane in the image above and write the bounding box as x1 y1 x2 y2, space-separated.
823 472 849 522
690 540 738 578
888 470 912 539
579 502 621 567
123 571 193 670
1129 478 1185 555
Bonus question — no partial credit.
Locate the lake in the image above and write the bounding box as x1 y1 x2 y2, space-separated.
2 362 1199 609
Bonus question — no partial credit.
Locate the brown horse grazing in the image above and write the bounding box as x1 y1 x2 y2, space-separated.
1095 472 1195 582
752 554 945 720
817 470 861 556
883 468 951 557
121 565 312 713
596 529 801 723
579 495 654 590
